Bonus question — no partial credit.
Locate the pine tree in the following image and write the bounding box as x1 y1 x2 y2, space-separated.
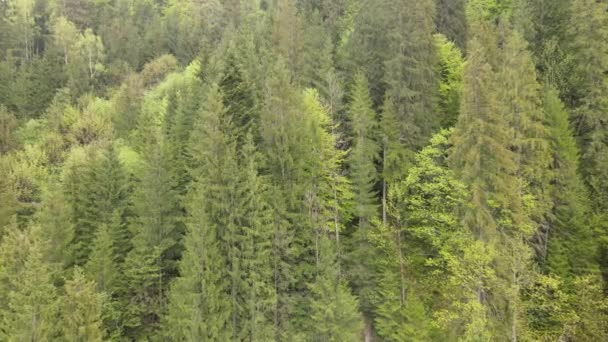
63 147 101 267
259 61 310 338
0 158 20 232
60 268 104 341
348 73 380 226
0 105 17 154
63 144 131 267
380 96 414 224
92 145 131 263
0 218 31 340
219 50 258 144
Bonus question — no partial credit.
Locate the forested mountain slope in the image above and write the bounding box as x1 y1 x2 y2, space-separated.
0 0 607 340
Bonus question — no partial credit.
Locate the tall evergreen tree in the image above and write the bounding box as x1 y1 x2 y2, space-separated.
345 73 379 313
165 85 276 340
121 98 183 339
219 50 259 143
60 268 105 341
435 34 464 128
383 0 439 151
542 88 598 277
306 235 362 342
565 0 608 287
449 36 532 339
36 180 74 269
0 227 58 341
435 0 467 50
498 29 550 209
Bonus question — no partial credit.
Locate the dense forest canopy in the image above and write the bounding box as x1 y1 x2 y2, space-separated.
0 0 607 340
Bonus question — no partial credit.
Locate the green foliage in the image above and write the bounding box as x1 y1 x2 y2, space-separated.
543 88 598 277
0 226 58 341
306 235 362 342
60 268 105 341
435 34 464 128
0 1 606 340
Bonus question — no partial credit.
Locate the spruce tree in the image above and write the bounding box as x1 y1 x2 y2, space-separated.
435 33 464 128
345 73 380 313
164 85 235 340
566 0 608 210
36 180 74 269
306 235 362 342
60 268 105 341
542 88 598 277
121 98 183 339
85 222 117 293
0 227 58 341
383 0 439 150
435 0 467 50
497 29 551 228
449 36 531 339
219 50 258 143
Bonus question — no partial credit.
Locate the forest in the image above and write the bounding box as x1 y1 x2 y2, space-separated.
0 0 607 340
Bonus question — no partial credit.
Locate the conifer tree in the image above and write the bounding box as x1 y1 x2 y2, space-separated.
348 74 380 227
306 235 362 342
63 148 102 267
566 0 608 206
0 227 58 341
435 0 467 50
219 50 258 143
497 29 551 228
60 268 104 341
0 218 31 340
36 180 74 269
164 85 236 340
449 37 531 339
383 0 439 150
63 144 131 267
85 222 117 294
435 34 464 128
380 97 412 224
542 88 597 277
121 98 183 339
345 73 379 312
